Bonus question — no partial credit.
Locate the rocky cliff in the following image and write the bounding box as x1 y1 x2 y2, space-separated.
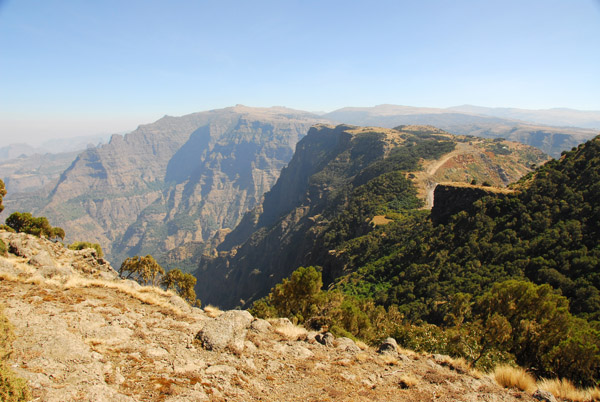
0 230 541 401
36 106 325 267
194 124 548 308
430 183 514 224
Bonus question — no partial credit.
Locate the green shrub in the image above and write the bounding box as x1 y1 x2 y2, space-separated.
68 241 103 258
0 240 6 257
0 225 14 233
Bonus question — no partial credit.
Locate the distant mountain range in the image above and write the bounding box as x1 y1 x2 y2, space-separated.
323 105 598 157
0 134 110 161
0 104 597 270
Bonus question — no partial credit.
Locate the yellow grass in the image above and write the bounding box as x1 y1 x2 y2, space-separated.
398 374 419 389
492 364 536 393
371 215 393 226
271 322 308 340
203 305 223 318
0 267 184 316
537 378 600 402
355 340 369 350
379 353 399 366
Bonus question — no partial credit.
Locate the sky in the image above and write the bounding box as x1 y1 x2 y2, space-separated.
1 0 599 145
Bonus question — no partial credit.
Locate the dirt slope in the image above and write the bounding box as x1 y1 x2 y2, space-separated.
0 231 535 401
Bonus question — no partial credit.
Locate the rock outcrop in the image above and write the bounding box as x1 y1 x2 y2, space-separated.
431 183 514 224
0 231 539 401
34 106 325 267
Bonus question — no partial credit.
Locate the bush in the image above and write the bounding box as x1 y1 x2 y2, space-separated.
68 241 103 258
0 240 6 257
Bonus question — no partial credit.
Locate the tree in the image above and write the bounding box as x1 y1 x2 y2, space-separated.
5 212 64 240
269 266 323 323
119 255 164 286
160 268 198 305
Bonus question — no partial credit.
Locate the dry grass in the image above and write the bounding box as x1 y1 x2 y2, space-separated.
537 378 600 402
355 340 369 350
435 355 477 376
62 277 183 316
398 374 419 389
397 346 418 359
355 352 370 363
492 364 537 393
379 353 400 366
0 267 184 317
203 305 223 318
271 322 308 340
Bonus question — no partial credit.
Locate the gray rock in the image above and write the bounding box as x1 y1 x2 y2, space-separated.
533 389 558 402
377 337 398 354
315 332 335 347
196 310 254 353
336 337 361 353
250 318 272 333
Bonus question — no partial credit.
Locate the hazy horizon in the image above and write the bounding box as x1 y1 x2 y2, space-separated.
1 0 600 145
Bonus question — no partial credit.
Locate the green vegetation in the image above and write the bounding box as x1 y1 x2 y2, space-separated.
160 268 198 305
120 255 200 306
0 305 31 402
68 241 104 258
251 135 600 386
119 255 165 286
5 212 65 240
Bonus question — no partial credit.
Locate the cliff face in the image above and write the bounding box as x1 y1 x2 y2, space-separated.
38 106 325 266
431 183 514 224
194 125 548 308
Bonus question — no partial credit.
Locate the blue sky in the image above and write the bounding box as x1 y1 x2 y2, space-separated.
1 0 599 145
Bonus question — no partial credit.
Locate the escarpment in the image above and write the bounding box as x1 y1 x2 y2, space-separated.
36 106 327 267
431 183 514 224
194 124 546 308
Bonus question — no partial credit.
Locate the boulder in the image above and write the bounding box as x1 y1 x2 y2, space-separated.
195 310 254 353
533 389 557 402
336 337 361 353
377 337 398 354
315 332 335 347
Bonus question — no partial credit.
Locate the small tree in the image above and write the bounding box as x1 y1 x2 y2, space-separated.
270 266 323 323
160 268 198 305
119 255 164 286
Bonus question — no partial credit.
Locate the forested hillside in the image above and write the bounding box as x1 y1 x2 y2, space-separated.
195 124 546 308
248 135 600 386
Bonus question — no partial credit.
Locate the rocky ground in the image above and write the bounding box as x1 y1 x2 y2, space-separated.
0 231 540 401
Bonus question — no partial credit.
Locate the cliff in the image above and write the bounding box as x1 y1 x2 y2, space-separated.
36 106 325 267
0 230 539 401
431 183 514 224
195 124 547 308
